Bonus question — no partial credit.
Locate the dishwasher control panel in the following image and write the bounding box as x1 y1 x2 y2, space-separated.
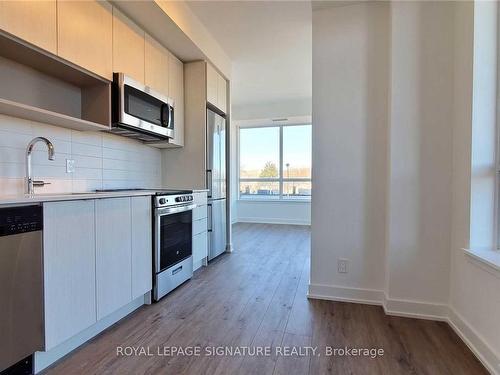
0 205 42 236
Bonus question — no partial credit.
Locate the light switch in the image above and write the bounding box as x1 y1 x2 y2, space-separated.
66 159 75 173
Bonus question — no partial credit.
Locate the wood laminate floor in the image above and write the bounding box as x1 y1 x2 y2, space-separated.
45 223 486 375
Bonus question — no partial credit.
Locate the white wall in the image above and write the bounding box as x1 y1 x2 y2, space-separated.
0 115 162 195
232 97 311 122
230 114 238 223
237 200 310 225
156 0 231 78
310 2 389 294
386 1 454 306
310 1 500 372
449 2 500 372
310 0 455 311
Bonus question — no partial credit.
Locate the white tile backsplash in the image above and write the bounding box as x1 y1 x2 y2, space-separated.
72 154 102 169
0 115 162 195
72 142 103 157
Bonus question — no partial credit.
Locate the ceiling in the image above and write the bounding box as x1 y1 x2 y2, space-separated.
186 1 312 116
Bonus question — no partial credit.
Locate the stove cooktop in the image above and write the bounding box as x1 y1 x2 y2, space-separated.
96 188 192 196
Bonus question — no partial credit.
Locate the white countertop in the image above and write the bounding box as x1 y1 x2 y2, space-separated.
0 188 210 206
0 190 157 205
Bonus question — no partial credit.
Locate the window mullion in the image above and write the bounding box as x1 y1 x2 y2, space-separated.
279 125 284 199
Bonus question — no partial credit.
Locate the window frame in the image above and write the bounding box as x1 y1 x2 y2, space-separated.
237 122 312 202
496 4 500 251
494 140 499 250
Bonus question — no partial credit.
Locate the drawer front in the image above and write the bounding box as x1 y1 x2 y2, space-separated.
193 192 208 206
192 217 207 236
193 231 208 263
193 205 207 221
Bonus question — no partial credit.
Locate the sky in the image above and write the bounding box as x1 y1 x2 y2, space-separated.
240 125 312 175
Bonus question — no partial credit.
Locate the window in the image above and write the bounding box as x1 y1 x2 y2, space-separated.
239 124 312 200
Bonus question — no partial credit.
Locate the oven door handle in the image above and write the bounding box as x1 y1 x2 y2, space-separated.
156 204 197 216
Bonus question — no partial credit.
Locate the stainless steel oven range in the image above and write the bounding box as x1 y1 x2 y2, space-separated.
153 190 196 301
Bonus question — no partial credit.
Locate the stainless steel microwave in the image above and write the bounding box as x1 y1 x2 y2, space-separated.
111 73 174 142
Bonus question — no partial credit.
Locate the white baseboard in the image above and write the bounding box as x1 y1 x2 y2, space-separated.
307 283 384 305
308 283 498 374
193 257 208 272
448 307 500 375
237 217 311 226
34 295 146 373
382 294 449 321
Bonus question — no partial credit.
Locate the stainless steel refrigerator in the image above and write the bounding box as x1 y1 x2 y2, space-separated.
206 108 227 260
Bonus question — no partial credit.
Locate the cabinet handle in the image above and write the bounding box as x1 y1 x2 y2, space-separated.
207 204 213 232
172 265 183 275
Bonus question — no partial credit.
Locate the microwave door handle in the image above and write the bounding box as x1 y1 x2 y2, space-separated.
167 104 171 128
168 104 173 129
160 103 165 126
160 103 169 128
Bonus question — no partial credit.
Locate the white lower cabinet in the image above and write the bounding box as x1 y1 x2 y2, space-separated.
131 196 152 299
193 231 208 265
192 192 208 270
43 200 97 350
193 217 208 235
95 197 132 320
42 196 153 351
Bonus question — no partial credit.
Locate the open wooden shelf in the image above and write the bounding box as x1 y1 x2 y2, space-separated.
0 98 110 132
0 31 111 131
0 30 109 87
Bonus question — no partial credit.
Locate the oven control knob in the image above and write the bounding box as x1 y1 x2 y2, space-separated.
188 196 193 201
159 198 166 205
175 197 181 202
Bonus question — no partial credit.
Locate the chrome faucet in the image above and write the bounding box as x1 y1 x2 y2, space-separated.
25 137 55 194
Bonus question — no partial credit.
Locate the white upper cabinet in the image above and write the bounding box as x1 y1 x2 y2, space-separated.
0 0 57 54
95 197 132 320
57 0 113 80
168 53 184 147
112 7 145 84
206 63 218 109
0 1 186 147
43 200 97 350
206 62 227 114
145 33 170 97
217 73 227 114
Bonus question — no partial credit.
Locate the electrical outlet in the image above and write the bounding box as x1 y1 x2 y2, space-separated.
66 159 75 173
338 258 348 273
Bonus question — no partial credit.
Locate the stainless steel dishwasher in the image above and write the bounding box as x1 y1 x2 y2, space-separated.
0 205 44 373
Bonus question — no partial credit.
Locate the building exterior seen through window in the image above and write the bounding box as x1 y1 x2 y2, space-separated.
239 124 312 200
